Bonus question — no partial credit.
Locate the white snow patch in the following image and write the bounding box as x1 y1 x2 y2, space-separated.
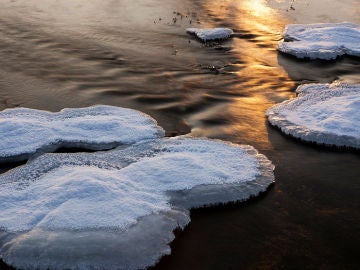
278 22 360 60
266 83 360 149
0 105 164 162
186 28 233 41
0 137 274 270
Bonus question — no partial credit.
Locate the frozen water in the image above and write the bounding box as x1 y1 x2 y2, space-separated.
0 137 268 232
0 137 274 270
0 105 274 269
278 22 360 60
0 105 164 163
266 83 360 149
186 28 234 41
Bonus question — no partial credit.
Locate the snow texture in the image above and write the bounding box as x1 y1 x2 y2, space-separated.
0 105 164 163
186 28 233 41
0 137 274 270
266 83 360 149
278 22 360 60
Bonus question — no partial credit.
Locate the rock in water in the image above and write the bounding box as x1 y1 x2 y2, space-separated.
0 105 164 163
186 28 234 41
266 83 360 149
278 22 360 59
0 137 274 270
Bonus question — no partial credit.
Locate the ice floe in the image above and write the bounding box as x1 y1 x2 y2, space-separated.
0 105 164 163
186 28 233 41
266 83 360 149
0 137 274 270
278 22 360 60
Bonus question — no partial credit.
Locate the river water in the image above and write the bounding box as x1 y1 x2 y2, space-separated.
0 0 359 269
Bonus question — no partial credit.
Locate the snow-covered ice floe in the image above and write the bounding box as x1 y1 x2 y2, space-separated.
0 105 164 163
266 83 360 149
186 28 233 41
278 22 360 60
0 137 275 270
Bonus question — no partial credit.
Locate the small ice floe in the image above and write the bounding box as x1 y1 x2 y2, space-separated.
278 22 360 60
186 28 233 41
266 83 360 149
0 137 274 270
0 105 164 162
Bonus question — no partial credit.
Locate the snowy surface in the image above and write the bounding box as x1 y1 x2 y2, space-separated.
0 137 274 270
278 22 360 60
186 28 233 41
0 105 164 162
266 83 360 149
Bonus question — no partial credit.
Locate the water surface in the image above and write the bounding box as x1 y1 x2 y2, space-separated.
0 0 359 269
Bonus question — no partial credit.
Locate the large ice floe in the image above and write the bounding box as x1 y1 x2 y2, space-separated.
0 135 274 270
0 105 164 163
278 22 360 60
186 28 234 41
266 83 360 149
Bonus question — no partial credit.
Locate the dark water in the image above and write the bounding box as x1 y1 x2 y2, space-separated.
0 0 359 269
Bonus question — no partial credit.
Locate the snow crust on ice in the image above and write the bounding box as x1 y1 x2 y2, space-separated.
186 28 234 41
278 22 360 60
266 83 360 149
0 137 274 270
0 105 164 162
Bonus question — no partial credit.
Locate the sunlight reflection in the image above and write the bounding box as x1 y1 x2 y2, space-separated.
243 0 274 18
190 0 295 149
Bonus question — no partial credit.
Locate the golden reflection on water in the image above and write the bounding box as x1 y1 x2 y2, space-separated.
241 0 280 33
243 0 274 17
191 0 295 150
0 0 297 151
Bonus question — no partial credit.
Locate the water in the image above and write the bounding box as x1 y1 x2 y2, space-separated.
0 0 359 269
